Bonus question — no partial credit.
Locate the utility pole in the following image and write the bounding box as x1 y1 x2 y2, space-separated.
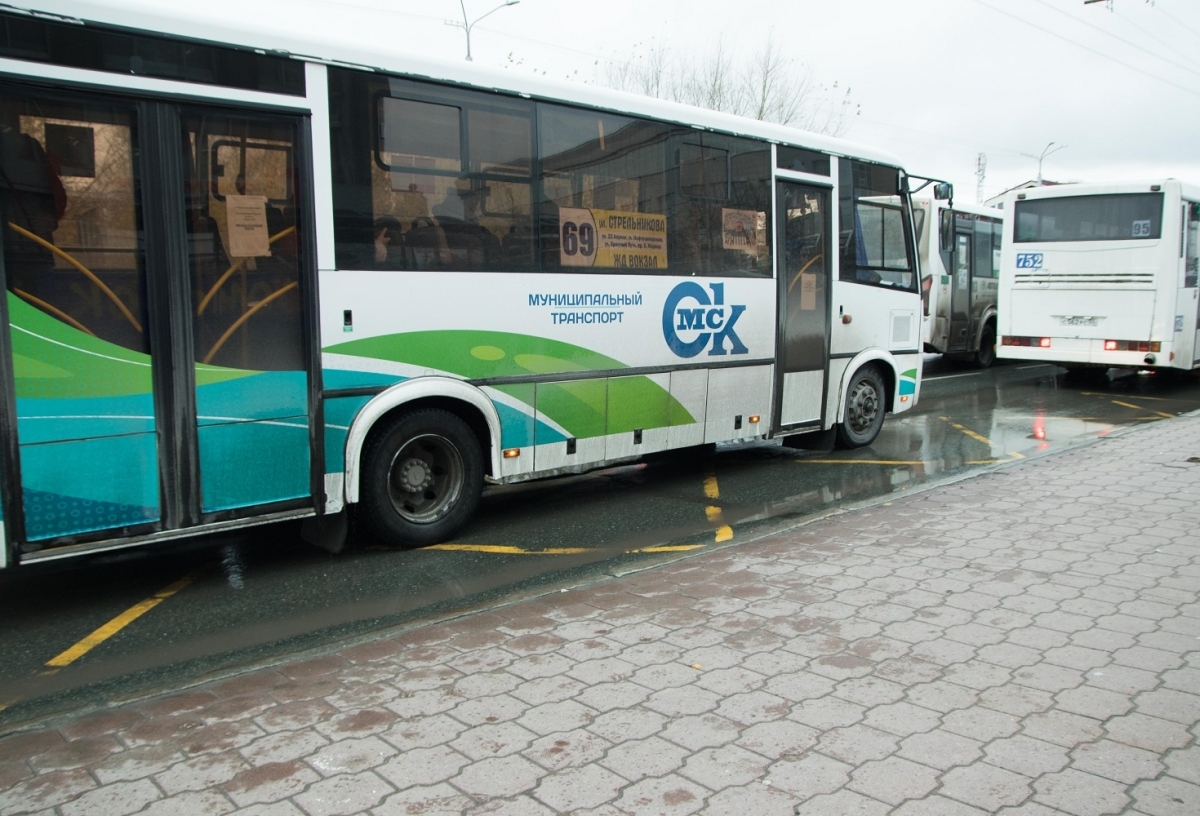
976 153 987 204
447 0 520 62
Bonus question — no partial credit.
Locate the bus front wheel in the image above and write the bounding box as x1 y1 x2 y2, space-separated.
360 409 483 547
836 365 886 449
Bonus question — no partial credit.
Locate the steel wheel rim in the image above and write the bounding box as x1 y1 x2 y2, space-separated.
846 378 880 435
386 433 464 524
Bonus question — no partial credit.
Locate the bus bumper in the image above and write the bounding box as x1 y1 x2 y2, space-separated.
998 337 1175 368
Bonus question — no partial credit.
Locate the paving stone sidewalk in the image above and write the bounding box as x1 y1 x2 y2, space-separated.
2 416 1199 816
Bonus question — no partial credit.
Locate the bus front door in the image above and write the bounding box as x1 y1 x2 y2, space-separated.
949 232 972 352
774 181 831 431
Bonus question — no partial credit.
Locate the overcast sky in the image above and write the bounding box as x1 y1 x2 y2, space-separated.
76 0 1200 202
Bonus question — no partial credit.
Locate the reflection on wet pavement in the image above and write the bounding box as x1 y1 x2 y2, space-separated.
2 361 1199 724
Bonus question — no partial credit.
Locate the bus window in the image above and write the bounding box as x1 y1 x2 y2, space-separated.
1014 193 1164 242
671 132 772 278
184 113 303 372
329 69 536 272
538 104 669 273
838 158 915 290
777 146 830 176
992 219 1003 277
974 217 993 280
1187 203 1198 288
0 92 147 353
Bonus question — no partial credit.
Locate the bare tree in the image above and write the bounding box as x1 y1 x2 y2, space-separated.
602 34 859 137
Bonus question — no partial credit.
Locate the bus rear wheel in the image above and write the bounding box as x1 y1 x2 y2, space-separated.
836 365 886 449
360 409 483 547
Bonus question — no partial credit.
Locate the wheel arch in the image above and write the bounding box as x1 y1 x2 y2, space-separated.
975 307 998 349
343 377 502 505
834 349 899 421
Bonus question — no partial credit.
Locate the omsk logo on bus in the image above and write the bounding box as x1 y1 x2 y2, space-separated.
1015 253 1043 269
662 281 748 358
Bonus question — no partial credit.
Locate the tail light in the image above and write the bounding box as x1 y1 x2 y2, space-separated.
1001 336 1051 347
1103 340 1161 352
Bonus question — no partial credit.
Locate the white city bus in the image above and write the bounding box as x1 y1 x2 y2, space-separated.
913 198 1004 367
997 180 1200 374
0 1 923 566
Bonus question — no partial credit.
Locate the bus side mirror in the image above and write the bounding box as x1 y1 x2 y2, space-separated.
934 182 953 201
939 209 954 251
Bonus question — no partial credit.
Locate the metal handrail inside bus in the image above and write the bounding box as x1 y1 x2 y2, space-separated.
202 280 298 364
12 287 96 336
195 225 297 316
6 221 143 333
788 253 824 292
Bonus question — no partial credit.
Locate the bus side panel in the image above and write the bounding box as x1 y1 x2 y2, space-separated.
667 369 708 449
704 366 772 443
829 281 920 357
320 270 776 480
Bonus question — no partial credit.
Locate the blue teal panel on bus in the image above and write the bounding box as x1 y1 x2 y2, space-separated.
15 393 156 444
198 419 310 512
195 370 307 423
20 433 159 540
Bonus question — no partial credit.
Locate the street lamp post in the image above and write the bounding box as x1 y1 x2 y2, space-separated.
1022 142 1068 184
450 0 520 62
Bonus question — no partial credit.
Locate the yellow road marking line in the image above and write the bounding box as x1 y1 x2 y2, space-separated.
427 544 588 555
1008 451 1026 459
940 416 994 445
799 459 927 466
1082 391 1177 402
704 469 732 543
628 545 707 553
46 572 197 668
1111 400 1174 419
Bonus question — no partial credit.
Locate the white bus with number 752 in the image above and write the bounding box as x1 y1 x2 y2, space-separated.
997 179 1200 375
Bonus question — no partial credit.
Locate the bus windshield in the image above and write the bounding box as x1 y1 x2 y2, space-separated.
1014 192 1164 243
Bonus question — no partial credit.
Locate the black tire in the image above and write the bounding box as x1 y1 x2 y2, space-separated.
359 409 483 547
975 322 997 369
836 365 887 449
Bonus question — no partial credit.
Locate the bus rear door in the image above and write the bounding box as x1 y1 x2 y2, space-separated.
0 87 317 557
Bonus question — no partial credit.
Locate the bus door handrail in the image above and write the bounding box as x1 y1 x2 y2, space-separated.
6 221 143 333
202 281 298 364
196 225 296 316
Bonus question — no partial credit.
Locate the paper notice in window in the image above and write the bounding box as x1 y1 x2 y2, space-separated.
722 208 762 252
800 272 818 311
226 195 271 258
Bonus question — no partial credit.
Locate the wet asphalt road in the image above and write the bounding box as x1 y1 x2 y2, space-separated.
3 359 1200 727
